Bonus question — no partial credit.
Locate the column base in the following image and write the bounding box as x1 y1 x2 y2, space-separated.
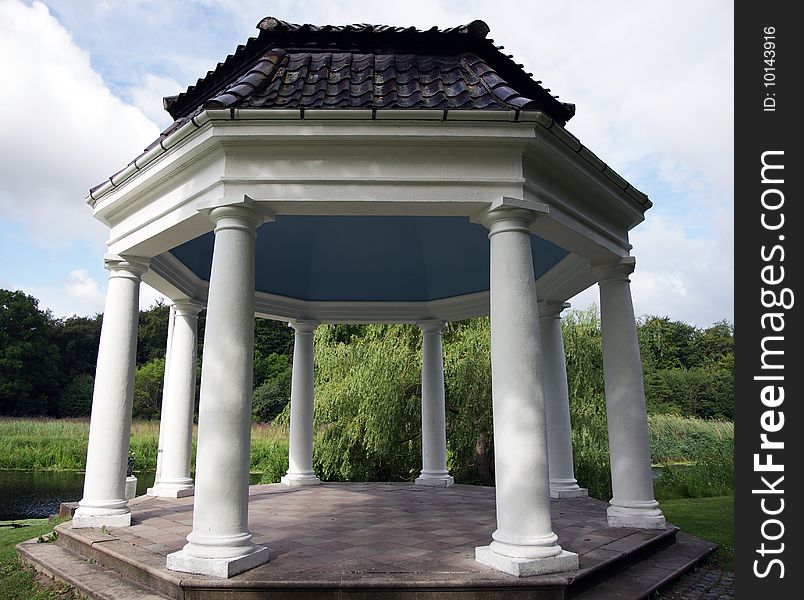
607 502 667 529
281 472 321 486
475 546 578 577
147 483 195 498
125 476 137 500
167 546 269 578
550 484 588 499
415 473 454 487
72 508 131 529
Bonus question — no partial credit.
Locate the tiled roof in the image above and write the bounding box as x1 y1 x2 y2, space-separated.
163 17 575 124
203 50 540 111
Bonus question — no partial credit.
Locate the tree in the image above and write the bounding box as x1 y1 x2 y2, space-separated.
137 302 170 364
442 319 494 485
0 289 60 415
310 321 497 485
58 373 94 417
132 357 166 419
254 318 294 356
252 351 292 422
313 324 423 482
689 320 734 369
637 316 697 370
53 314 102 383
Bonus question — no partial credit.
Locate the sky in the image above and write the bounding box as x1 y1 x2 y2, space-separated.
0 0 733 328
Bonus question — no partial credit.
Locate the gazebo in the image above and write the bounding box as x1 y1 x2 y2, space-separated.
72 17 664 580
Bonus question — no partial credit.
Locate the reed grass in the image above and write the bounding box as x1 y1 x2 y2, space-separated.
0 414 731 498
0 418 288 474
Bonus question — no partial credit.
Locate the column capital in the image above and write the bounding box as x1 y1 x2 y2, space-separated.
170 299 204 318
202 199 263 235
591 257 636 283
289 319 319 334
418 319 446 334
538 301 571 319
473 197 550 236
104 254 149 279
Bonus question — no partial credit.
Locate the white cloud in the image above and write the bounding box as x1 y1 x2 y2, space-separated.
14 269 166 318
126 73 184 130
21 269 105 318
139 282 167 312
0 0 160 251
570 213 734 328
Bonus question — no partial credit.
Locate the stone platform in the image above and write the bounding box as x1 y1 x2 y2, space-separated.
18 483 715 599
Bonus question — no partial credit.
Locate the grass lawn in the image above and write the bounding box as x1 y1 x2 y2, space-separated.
0 518 80 600
660 495 734 570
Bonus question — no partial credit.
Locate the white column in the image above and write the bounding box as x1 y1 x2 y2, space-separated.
539 301 587 499
593 258 666 529
415 320 453 487
148 300 202 498
153 305 176 485
281 319 321 486
475 201 578 577
167 203 269 578
73 256 148 529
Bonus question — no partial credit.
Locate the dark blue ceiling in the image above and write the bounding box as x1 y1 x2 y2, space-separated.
169 215 568 302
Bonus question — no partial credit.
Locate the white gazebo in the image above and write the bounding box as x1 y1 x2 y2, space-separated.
72 17 664 579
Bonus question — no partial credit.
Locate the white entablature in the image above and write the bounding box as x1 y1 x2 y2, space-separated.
86 109 648 323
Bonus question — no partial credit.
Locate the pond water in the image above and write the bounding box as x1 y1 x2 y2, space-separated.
0 470 262 521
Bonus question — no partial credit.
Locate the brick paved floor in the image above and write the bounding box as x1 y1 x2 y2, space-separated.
39 482 720 599
118 482 664 578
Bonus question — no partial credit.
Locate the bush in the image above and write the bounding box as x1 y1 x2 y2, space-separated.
252 352 292 423
253 379 290 423
58 374 94 417
253 441 290 483
132 358 165 420
645 366 733 420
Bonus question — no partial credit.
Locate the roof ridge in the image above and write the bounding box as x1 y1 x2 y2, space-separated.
256 17 491 38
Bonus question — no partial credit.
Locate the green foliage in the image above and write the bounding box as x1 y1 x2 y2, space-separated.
638 316 734 419
645 366 734 419
136 301 170 364
0 290 61 416
254 319 294 357
638 316 698 370
132 358 165 420
253 441 290 483
0 419 289 474
442 319 494 485
313 324 422 482
560 307 611 500
651 415 734 500
306 320 496 486
648 414 734 464
252 352 292 422
53 315 101 384
57 374 93 418
128 434 159 471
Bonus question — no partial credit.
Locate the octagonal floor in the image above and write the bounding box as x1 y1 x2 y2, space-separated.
21 483 715 599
